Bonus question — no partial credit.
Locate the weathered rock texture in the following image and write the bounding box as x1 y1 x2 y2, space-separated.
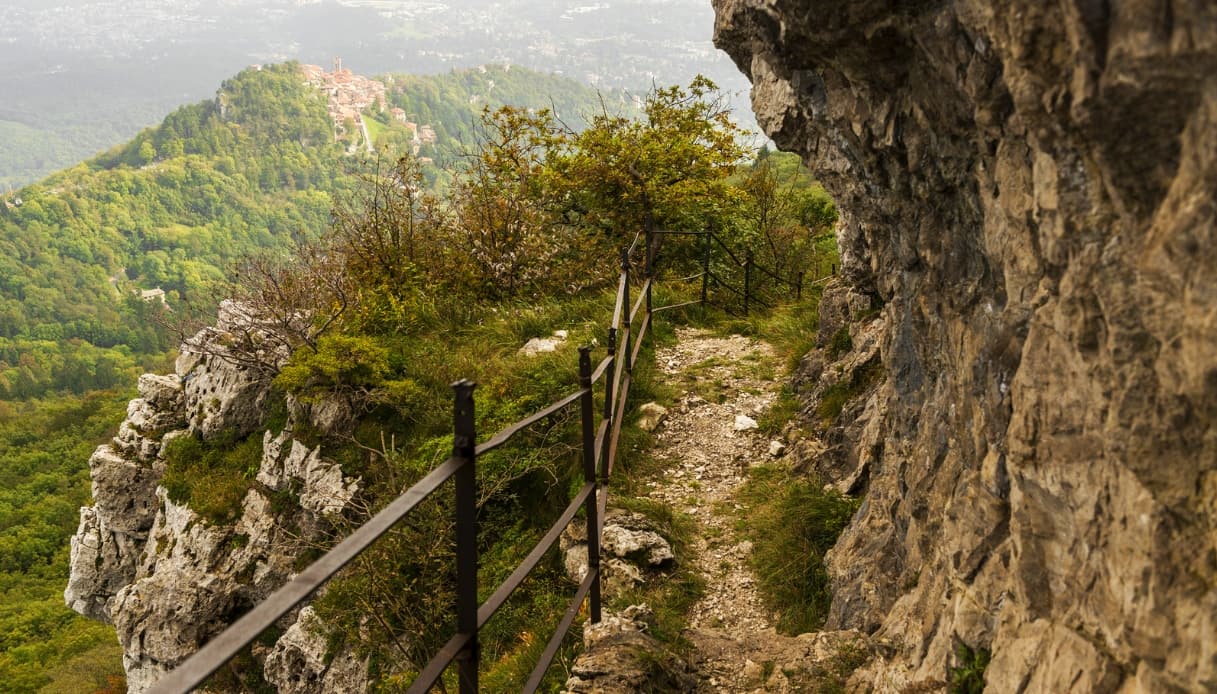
561 509 676 597
262 606 369 694
66 303 364 693
715 1 1217 691
562 605 696 693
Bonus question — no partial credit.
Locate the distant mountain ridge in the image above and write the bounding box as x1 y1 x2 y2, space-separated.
0 61 619 401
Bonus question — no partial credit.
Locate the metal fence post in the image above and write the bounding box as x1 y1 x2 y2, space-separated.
797 271 804 300
744 250 753 317
577 347 602 623
602 327 617 483
451 380 478 694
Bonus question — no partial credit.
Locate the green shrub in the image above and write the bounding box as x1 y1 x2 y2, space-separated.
949 644 990 694
275 333 391 399
161 432 263 524
816 380 853 424
738 465 860 634
758 385 799 435
816 358 883 425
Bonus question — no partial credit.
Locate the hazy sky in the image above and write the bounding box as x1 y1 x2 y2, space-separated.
0 0 754 184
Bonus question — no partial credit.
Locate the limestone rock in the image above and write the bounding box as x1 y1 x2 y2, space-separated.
733 413 758 431
519 330 569 356
714 0 1217 689
64 366 192 626
257 430 359 517
64 506 142 623
305 394 355 437
67 301 364 692
561 510 674 595
562 605 695 693
137 373 183 412
636 402 668 432
178 299 284 441
602 523 673 566
768 440 786 457
87 445 162 536
263 606 370 694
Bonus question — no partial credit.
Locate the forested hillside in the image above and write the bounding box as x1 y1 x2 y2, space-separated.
56 73 838 689
0 61 648 689
376 65 633 176
0 62 615 401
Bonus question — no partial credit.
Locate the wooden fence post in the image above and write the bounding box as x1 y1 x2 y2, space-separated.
701 230 711 306
644 218 654 317
602 327 617 483
621 248 633 375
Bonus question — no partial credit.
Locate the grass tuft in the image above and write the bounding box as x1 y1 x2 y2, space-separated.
949 644 990 694
736 465 859 635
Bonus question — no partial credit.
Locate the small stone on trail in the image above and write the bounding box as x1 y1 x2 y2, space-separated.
734 414 758 431
741 659 764 685
768 440 786 457
638 402 669 432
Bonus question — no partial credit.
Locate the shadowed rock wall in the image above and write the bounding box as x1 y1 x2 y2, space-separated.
713 1 1217 690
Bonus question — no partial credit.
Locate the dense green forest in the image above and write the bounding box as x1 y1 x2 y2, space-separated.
0 120 117 192
0 103 176 191
0 63 341 401
0 62 617 402
0 392 131 692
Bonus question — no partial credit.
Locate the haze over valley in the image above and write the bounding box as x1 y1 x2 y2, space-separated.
0 0 751 187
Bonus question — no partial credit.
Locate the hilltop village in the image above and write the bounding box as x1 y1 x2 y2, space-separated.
299 59 436 154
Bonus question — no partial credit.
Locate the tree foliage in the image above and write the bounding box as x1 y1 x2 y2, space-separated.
555 75 748 239
0 391 129 690
0 62 620 401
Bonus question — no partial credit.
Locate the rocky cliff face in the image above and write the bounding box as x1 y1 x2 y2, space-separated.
714 1 1217 690
66 301 365 692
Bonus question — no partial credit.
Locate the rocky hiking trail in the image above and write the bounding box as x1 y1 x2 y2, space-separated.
642 328 857 693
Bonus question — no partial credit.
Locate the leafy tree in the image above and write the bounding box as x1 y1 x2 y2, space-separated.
448 107 610 299
554 76 748 242
138 141 156 165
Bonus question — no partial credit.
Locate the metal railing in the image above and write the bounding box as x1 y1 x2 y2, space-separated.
653 226 836 317
148 220 829 693
150 227 687 694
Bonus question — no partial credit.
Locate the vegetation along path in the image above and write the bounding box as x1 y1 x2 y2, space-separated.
645 327 861 692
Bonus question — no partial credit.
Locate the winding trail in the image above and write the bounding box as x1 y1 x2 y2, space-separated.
644 328 858 693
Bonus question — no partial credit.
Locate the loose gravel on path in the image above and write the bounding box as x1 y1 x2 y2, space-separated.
642 327 865 693
646 328 785 691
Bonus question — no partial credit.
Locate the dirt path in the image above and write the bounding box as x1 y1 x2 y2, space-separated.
642 328 862 693
644 328 785 691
